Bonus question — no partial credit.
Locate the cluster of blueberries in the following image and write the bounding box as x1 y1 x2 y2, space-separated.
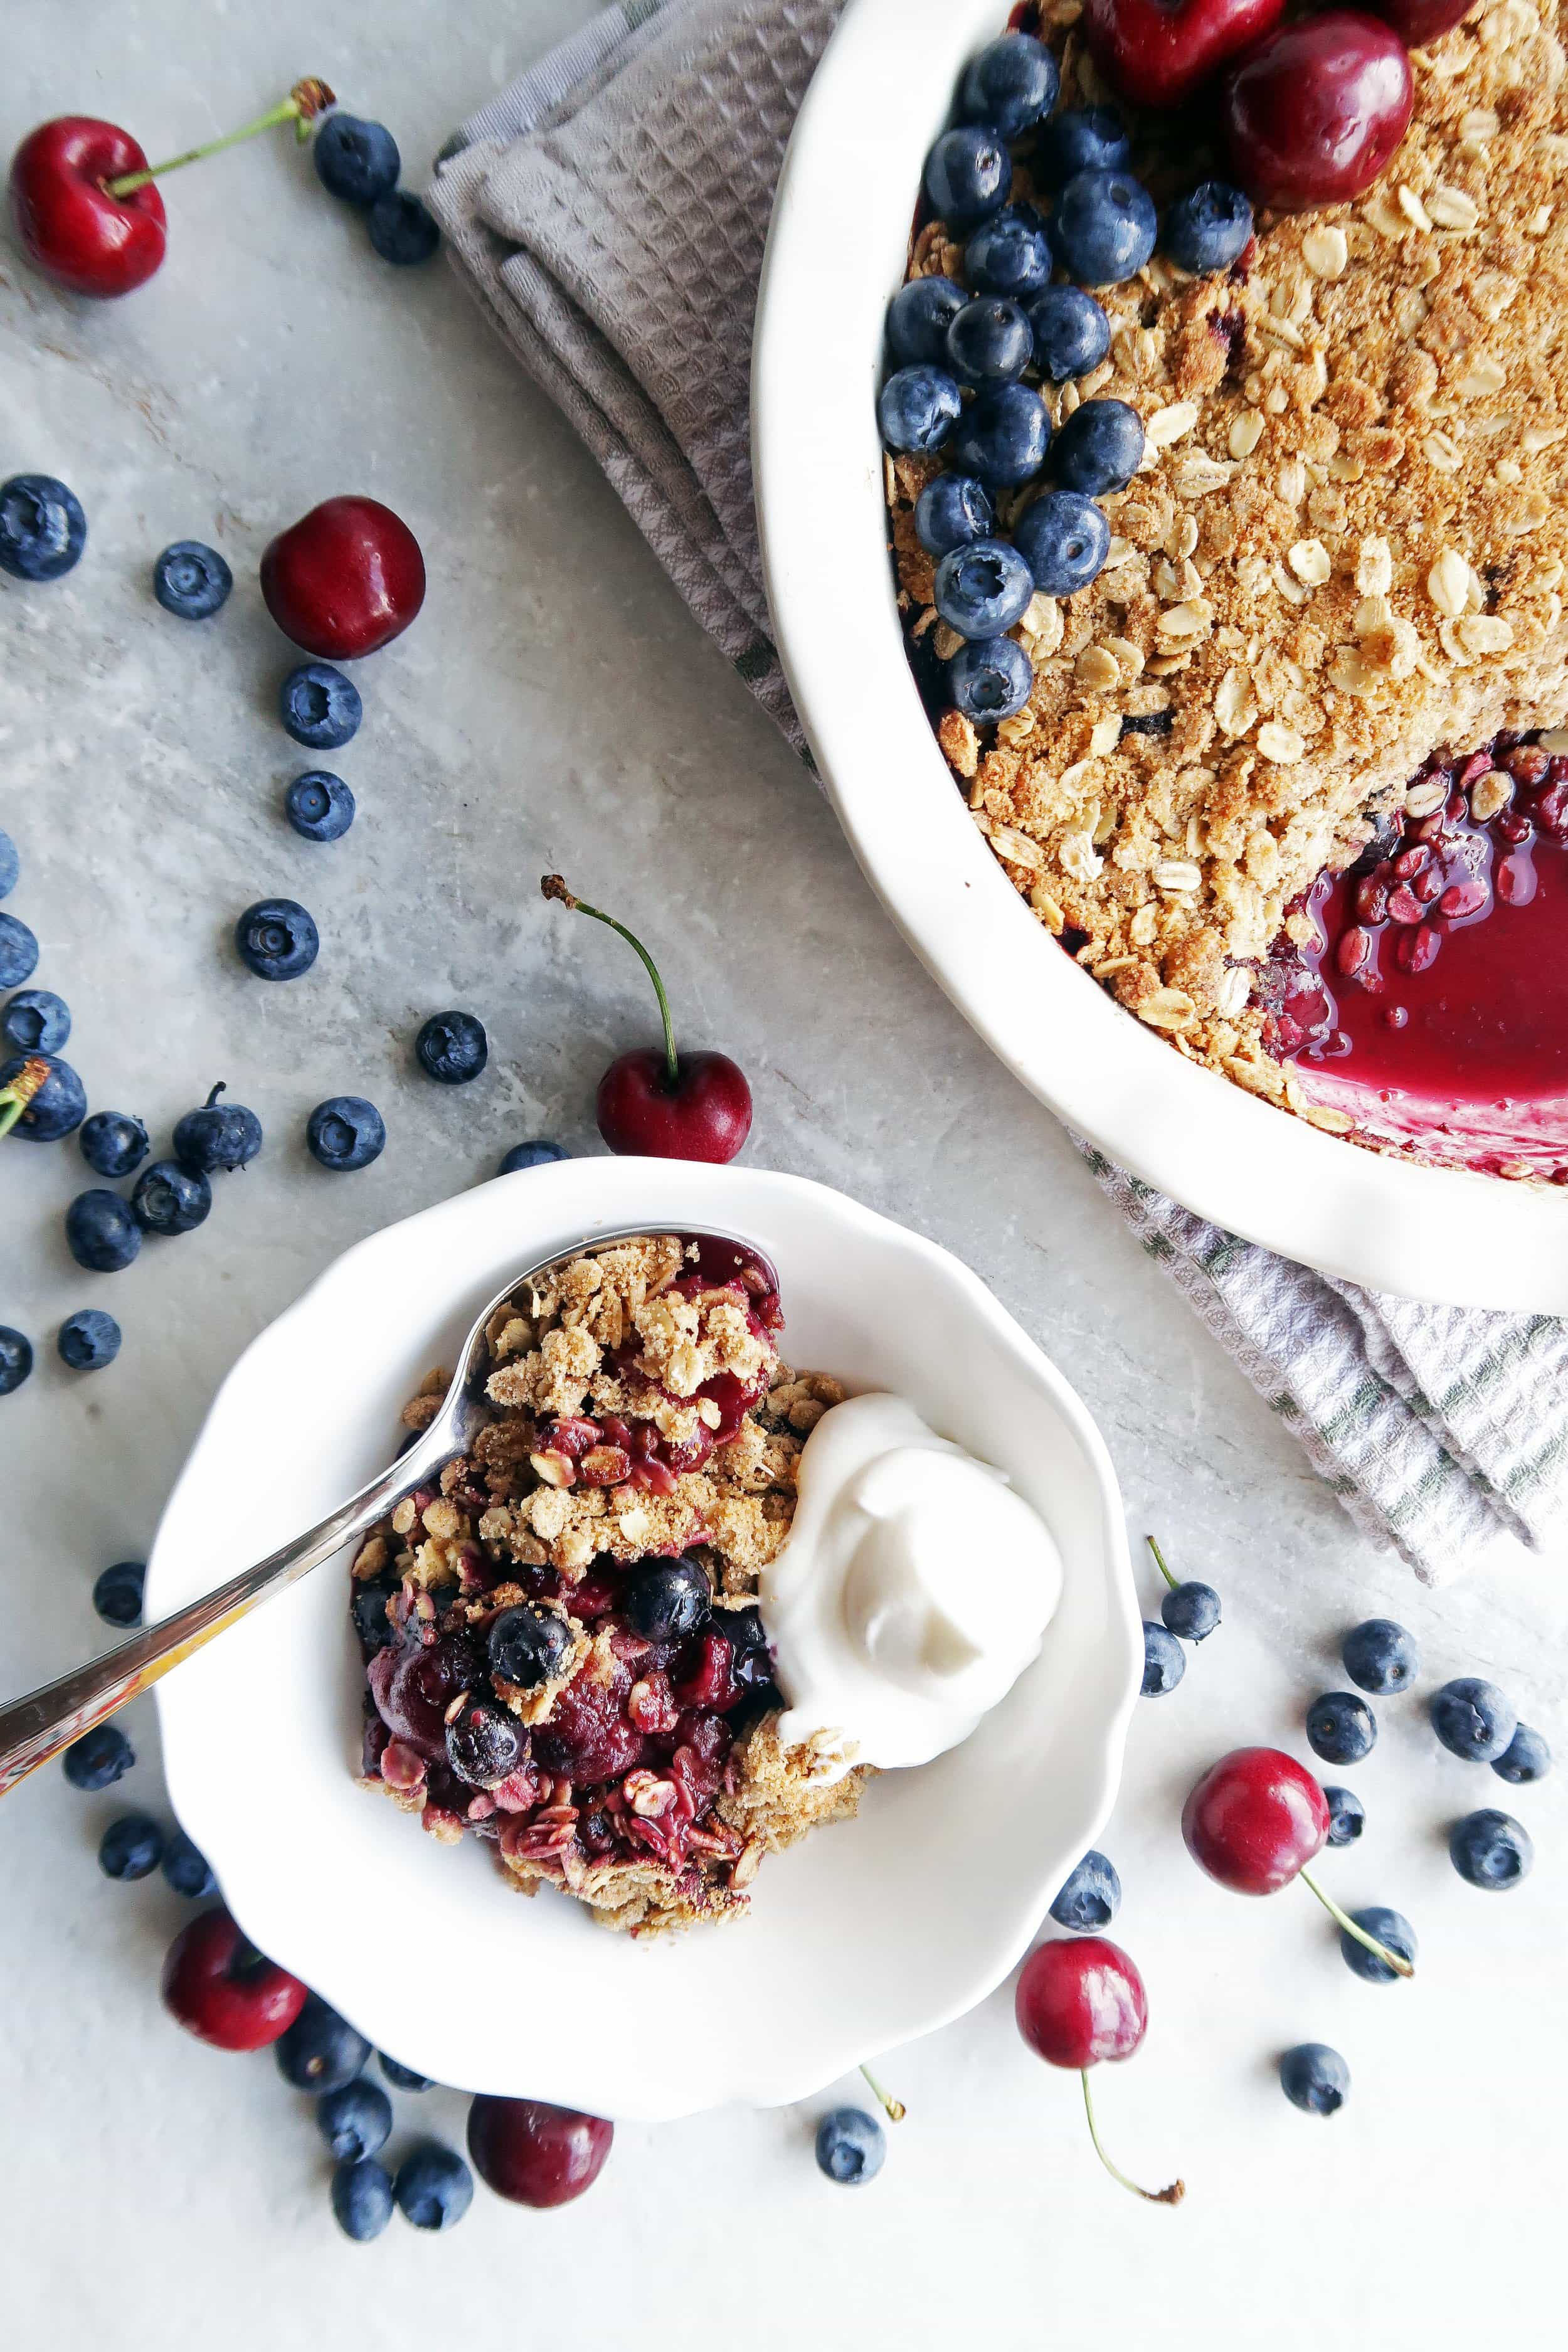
0 478 573 1393
311 109 440 270
1071 1555 1550 2119
876 31 1253 724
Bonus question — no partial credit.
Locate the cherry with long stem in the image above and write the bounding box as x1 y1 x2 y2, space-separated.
543 874 680 1089
103 78 335 198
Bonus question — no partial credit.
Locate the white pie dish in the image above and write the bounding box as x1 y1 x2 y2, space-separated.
145 1156 1138 2121
751 0 1568 1311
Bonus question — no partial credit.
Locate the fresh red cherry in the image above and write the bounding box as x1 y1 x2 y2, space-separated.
1183 1747 1413 1975
1082 0 1286 110
1222 12 1413 210
467 2095 613 2206
1015 1938 1184 2203
541 875 753 1162
160 1908 309 2050
1365 0 1476 39
8 119 166 298
260 495 426 659
8 82 332 301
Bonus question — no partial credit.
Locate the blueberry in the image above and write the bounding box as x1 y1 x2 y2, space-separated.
1492 1723 1551 1784
948 635 1033 722
914 474 995 558
958 31 1059 140
162 1830 216 1899
1430 1676 1517 1762
1049 1849 1120 1931
1 1049 83 1138
415 1010 488 1085
877 364 963 455
1051 169 1158 287
1050 397 1145 495
1449 1806 1533 1891
172 1083 263 1174
93 1559 146 1627
379 2052 433 2092
80 1111 149 1179
393 2142 473 2229
1306 1691 1376 1765
1025 285 1111 385
815 2106 885 2186
1342 1618 1419 1697
279 662 361 750
1340 1905 1416 1984
318 2079 394 2165
285 771 355 843
0 831 16 899
313 113 401 206
627 1556 711 1643
58 1310 120 1371
886 275 967 367
331 2158 395 2242
963 207 1054 302
63 1723 134 1789
0 473 86 581
152 540 232 620
447 1693 527 1791
351 1576 395 1657
945 294 1033 387
1012 490 1109 597
2 988 70 1054
98 1813 163 1880
1141 1621 1185 1695
923 124 1011 229
949 381 1051 488
1034 107 1131 191
1159 1580 1221 1643
1323 1785 1365 1847
277 1994 372 2094
497 1138 568 1176
933 538 1035 639
307 1095 386 1171
0 914 40 990
1278 2043 1349 2117
488 1603 573 1690
65 1190 142 1273
368 191 441 267
235 898 319 982
132 1159 211 1237
1164 182 1254 276
0 1327 34 1394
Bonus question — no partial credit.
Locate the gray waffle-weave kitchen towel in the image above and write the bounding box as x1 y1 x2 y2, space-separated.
428 0 1568 1586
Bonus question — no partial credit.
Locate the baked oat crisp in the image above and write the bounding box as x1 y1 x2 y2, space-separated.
352 1235 866 1934
887 0 1568 1145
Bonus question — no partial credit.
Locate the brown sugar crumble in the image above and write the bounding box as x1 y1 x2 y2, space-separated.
352 1235 864 1935
887 0 1568 1134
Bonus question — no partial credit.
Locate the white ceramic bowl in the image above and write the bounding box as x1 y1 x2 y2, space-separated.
753 0 1568 1311
146 1157 1138 2120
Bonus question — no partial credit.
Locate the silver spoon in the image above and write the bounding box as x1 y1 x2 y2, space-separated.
0 1224 767 1799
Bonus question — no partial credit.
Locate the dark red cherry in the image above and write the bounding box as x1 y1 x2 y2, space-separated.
1223 12 1414 209
1181 1745 1328 1892
8 118 165 297
1083 0 1286 110
260 495 426 659
160 1909 308 2051
467 2096 613 2206
1365 0 1476 38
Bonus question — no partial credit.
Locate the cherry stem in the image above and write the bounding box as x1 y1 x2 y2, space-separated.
1146 1534 1178 1591
1298 1866 1414 1977
0 1055 50 1140
541 874 679 1089
1079 2070 1185 2206
104 78 335 197
859 2063 906 2124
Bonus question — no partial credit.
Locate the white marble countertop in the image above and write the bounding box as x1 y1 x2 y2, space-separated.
2 6 1564 2344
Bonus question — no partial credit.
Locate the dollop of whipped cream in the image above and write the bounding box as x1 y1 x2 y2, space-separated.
760 1392 1062 1784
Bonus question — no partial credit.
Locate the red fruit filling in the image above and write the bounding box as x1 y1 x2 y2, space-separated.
1261 733 1568 1178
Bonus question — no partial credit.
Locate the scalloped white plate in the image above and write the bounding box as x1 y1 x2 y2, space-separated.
146 1157 1138 2120
752 0 1568 1310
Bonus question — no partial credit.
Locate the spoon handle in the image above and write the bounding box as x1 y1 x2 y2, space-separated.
0 1439 438 1800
